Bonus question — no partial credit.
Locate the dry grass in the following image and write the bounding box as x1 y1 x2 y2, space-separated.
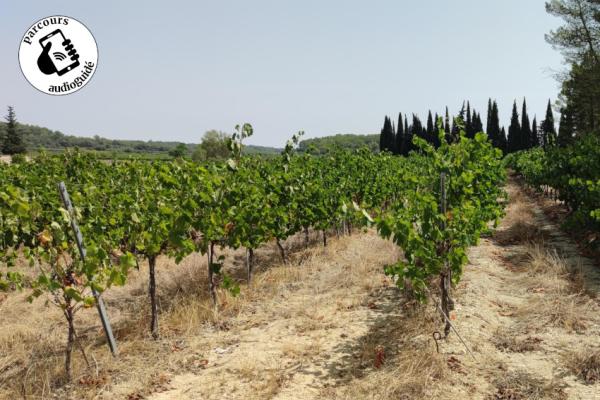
509 244 595 333
0 229 402 399
514 293 593 333
562 348 600 384
518 244 585 294
494 221 549 246
320 305 448 399
488 370 567 400
322 348 446 399
493 327 542 353
493 186 549 246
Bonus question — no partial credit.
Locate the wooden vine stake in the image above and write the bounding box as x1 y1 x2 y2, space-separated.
439 172 454 338
58 182 118 356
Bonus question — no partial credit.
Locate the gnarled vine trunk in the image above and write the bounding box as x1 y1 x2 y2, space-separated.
276 238 287 264
64 302 75 381
208 242 217 306
440 270 454 337
246 247 254 284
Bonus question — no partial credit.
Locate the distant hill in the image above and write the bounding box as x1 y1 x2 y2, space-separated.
0 122 379 158
298 133 379 154
0 122 281 158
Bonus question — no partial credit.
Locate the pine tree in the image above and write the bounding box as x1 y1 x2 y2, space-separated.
395 112 404 155
558 107 574 147
541 100 557 149
507 101 521 153
521 98 532 149
2 106 25 155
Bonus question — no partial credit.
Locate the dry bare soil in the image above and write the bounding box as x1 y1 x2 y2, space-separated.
1 178 599 399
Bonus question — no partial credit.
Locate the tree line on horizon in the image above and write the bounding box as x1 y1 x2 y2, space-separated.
378 98 576 155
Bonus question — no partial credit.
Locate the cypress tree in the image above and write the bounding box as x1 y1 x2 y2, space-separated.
500 127 508 153
531 116 539 147
379 116 386 151
472 111 484 136
432 113 441 148
395 112 404 155
558 107 574 147
507 101 521 153
444 107 450 135
379 116 395 153
391 120 396 153
426 110 434 144
2 106 25 155
521 98 532 149
466 101 474 138
489 101 501 149
402 115 412 155
451 102 465 139
541 100 557 149
486 98 493 136
411 114 424 140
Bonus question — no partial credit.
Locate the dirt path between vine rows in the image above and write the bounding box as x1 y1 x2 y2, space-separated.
138 178 600 400
435 178 600 399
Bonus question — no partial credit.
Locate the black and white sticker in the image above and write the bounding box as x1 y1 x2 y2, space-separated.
19 16 98 95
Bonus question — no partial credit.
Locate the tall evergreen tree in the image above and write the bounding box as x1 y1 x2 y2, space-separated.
2 106 25 155
500 127 508 153
432 112 441 148
486 98 493 135
558 107 574 147
402 115 412 155
444 107 450 135
531 116 539 147
465 101 474 138
520 98 532 149
426 110 434 144
490 101 501 148
541 100 557 149
451 102 465 139
411 114 424 139
395 112 404 155
472 111 484 134
379 116 395 153
507 101 521 153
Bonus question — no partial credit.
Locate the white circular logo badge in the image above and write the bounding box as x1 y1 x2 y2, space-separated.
19 16 98 95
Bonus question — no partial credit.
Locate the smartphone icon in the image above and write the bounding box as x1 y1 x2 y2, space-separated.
38 29 80 76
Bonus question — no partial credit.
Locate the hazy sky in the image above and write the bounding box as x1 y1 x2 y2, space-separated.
1 1 565 147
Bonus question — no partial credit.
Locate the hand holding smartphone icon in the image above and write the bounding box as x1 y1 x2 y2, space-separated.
37 29 80 76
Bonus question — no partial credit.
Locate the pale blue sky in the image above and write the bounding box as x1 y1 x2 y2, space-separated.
1 1 564 146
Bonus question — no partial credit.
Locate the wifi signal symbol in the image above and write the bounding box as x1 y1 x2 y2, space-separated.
53 52 66 61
